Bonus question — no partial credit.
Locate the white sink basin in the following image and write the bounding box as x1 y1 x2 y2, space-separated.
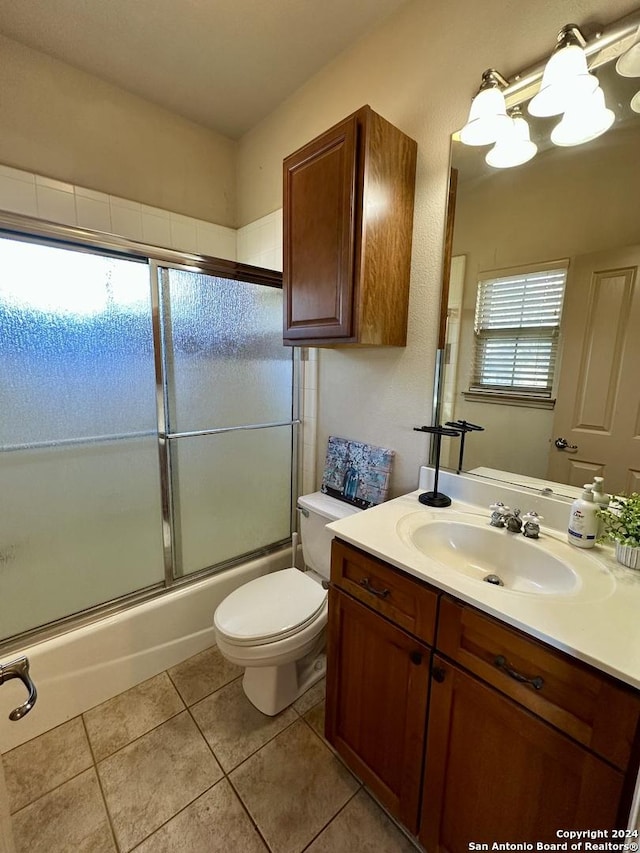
396 511 614 598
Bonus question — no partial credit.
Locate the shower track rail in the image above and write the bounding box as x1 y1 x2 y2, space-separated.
0 421 302 454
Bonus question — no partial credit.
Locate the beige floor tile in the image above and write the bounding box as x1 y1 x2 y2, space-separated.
293 677 325 716
306 789 417 852
84 672 184 760
131 778 267 853
191 677 297 771
167 645 242 705
304 701 326 740
3 717 93 813
98 711 222 851
230 718 359 853
11 768 115 853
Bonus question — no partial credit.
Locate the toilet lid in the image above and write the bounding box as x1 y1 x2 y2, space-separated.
214 568 327 645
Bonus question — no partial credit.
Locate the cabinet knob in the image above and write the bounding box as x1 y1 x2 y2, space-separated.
431 665 446 683
409 651 423 666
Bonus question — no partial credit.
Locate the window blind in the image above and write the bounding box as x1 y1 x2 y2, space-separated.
470 266 567 397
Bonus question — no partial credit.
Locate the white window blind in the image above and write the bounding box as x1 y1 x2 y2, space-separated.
470 265 567 397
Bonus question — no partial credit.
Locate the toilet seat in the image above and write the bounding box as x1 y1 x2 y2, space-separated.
214 568 327 647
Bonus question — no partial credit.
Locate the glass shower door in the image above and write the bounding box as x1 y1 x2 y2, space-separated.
0 237 165 642
158 267 294 577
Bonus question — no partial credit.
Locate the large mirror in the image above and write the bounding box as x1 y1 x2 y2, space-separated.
436 14 640 498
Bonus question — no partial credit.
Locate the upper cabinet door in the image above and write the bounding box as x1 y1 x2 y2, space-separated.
283 113 359 343
283 106 417 347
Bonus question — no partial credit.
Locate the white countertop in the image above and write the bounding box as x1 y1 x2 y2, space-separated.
327 488 640 691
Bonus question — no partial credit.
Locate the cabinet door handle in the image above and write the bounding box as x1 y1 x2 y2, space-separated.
359 577 390 599
409 651 423 666
494 655 544 690
431 665 446 683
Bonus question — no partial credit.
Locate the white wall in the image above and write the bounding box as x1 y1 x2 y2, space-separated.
236 0 639 496
0 35 237 227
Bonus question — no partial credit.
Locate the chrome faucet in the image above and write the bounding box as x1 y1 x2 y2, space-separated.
522 511 543 539
489 502 509 527
490 502 543 538
0 656 38 721
503 508 523 533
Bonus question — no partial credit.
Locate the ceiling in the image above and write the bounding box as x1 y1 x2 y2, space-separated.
0 0 409 139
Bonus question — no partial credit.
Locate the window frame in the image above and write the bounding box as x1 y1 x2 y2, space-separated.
464 260 569 409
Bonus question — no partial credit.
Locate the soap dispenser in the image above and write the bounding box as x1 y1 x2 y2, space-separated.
567 484 599 549
591 476 610 537
591 476 610 509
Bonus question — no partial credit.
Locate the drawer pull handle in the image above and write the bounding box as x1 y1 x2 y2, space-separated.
410 651 423 666
494 655 544 690
359 577 390 599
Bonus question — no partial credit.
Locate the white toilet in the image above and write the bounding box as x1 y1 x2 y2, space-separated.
213 491 360 715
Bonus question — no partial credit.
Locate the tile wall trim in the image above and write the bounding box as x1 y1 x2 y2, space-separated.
0 164 237 261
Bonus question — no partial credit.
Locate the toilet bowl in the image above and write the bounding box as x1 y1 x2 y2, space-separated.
213 491 360 715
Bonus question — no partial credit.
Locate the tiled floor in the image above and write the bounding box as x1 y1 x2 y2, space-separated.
2 646 418 853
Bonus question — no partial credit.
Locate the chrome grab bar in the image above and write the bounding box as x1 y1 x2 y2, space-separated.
0 656 38 720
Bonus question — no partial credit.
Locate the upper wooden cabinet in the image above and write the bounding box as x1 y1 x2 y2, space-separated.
283 105 417 346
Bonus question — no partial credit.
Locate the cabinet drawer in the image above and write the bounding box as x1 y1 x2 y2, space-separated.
331 538 438 645
437 597 640 770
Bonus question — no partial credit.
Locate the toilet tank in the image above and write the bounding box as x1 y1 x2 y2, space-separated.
297 491 361 579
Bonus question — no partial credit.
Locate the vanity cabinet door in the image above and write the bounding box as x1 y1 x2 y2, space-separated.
420 656 625 853
325 587 430 832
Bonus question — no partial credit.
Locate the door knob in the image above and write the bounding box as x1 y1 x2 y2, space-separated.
554 437 578 451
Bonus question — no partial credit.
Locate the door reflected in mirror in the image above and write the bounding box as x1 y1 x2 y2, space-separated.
438 25 640 497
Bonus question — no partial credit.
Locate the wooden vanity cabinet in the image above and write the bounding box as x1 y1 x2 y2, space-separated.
325 540 438 831
420 655 625 852
325 540 640 851
283 105 417 346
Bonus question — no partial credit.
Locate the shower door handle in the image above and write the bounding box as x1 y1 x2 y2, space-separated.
0 656 38 721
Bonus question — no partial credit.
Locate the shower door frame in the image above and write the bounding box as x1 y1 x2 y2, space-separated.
0 211 301 656
150 259 301 587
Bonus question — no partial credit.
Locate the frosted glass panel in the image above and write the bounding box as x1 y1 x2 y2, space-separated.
0 437 164 641
0 236 164 641
0 237 156 445
171 426 292 576
162 269 292 431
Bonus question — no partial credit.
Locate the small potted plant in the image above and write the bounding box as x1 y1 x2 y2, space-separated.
598 493 640 570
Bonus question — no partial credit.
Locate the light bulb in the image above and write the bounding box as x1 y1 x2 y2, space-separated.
485 114 537 168
460 84 511 146
529 43 598 117
551 85 615 147
616 42 640 77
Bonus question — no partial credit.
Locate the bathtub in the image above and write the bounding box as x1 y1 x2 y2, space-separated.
0 546 292 753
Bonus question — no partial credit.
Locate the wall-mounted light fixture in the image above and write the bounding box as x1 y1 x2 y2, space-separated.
485 106 537 168
460 69 511 146
616 28 640 113
528 25 597 117
459 14 640 164
550 84 615 146
616 37 640 76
